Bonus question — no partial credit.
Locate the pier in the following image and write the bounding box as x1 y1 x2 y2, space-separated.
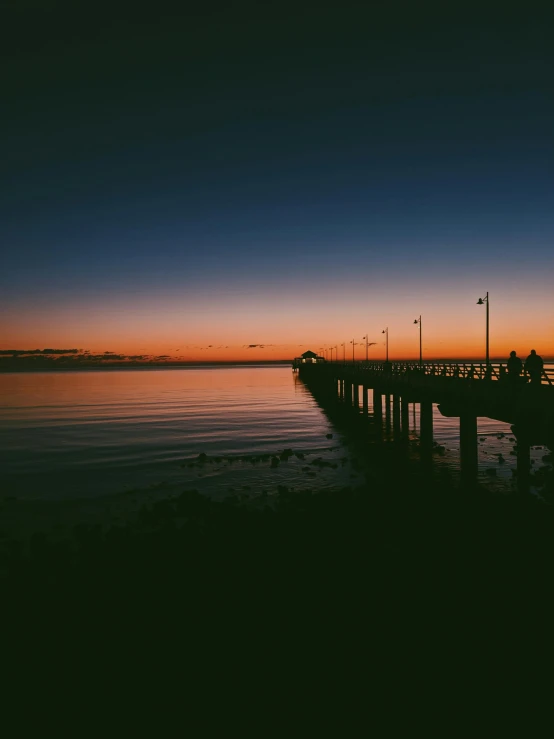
297 360 554 492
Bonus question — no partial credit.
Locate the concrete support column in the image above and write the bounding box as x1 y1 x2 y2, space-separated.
401 396 410 440
344 381 352 406
353 384 359 408
420 400 433 445
420 400 434 467
385 394 391 431
460 412 478 488
393 394 401 437
362 386 368 416
373 388 383 436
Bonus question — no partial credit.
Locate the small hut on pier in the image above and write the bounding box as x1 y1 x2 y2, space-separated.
292 350 326 370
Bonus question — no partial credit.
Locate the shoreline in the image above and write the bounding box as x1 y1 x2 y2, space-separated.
3 439 554 691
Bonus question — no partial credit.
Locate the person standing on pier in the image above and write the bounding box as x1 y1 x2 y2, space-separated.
525 349 544 385
507 351 523 386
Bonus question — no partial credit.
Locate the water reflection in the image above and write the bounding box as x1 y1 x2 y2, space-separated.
0 367 358 503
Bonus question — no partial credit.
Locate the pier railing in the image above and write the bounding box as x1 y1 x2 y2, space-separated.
326 361 554 386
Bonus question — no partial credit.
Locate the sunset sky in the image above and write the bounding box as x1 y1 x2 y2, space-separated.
2 3 553 362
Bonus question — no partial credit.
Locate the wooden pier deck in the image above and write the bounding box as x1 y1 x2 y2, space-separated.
298 361 554 491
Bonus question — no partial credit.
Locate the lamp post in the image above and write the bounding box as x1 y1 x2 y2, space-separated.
476 292 489 366
362 335 376 362
341 342 346 363
382 328 388 362
350 339 357 363
413 316 422 366
335 345 338 363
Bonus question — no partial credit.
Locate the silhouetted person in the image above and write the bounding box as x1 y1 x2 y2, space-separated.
507 351 522 386
525 349 543 385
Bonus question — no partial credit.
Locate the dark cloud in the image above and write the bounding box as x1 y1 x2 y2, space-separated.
0 351 145 363
0 348 79 355
80 353 126 360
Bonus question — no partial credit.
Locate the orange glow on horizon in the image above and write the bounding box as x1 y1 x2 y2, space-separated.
2 339 553 363
3 279 553 362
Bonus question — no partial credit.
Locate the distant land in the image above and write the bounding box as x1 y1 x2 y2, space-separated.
0 352 292 372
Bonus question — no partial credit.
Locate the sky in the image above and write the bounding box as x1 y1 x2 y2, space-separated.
1 2 553 362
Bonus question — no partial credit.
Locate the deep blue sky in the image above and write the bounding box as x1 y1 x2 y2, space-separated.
2 2 553 358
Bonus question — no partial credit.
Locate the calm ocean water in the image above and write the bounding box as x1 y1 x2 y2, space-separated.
0 366 356 505
0 365 552 512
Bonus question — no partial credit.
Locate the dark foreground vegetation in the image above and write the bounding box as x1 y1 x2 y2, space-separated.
3 455 554 723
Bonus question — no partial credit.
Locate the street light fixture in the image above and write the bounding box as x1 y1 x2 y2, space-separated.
382 328 389 362
350 339 357 363
361 334 376 362
476 292 490 365
413 316 422 366
341 342 346 363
